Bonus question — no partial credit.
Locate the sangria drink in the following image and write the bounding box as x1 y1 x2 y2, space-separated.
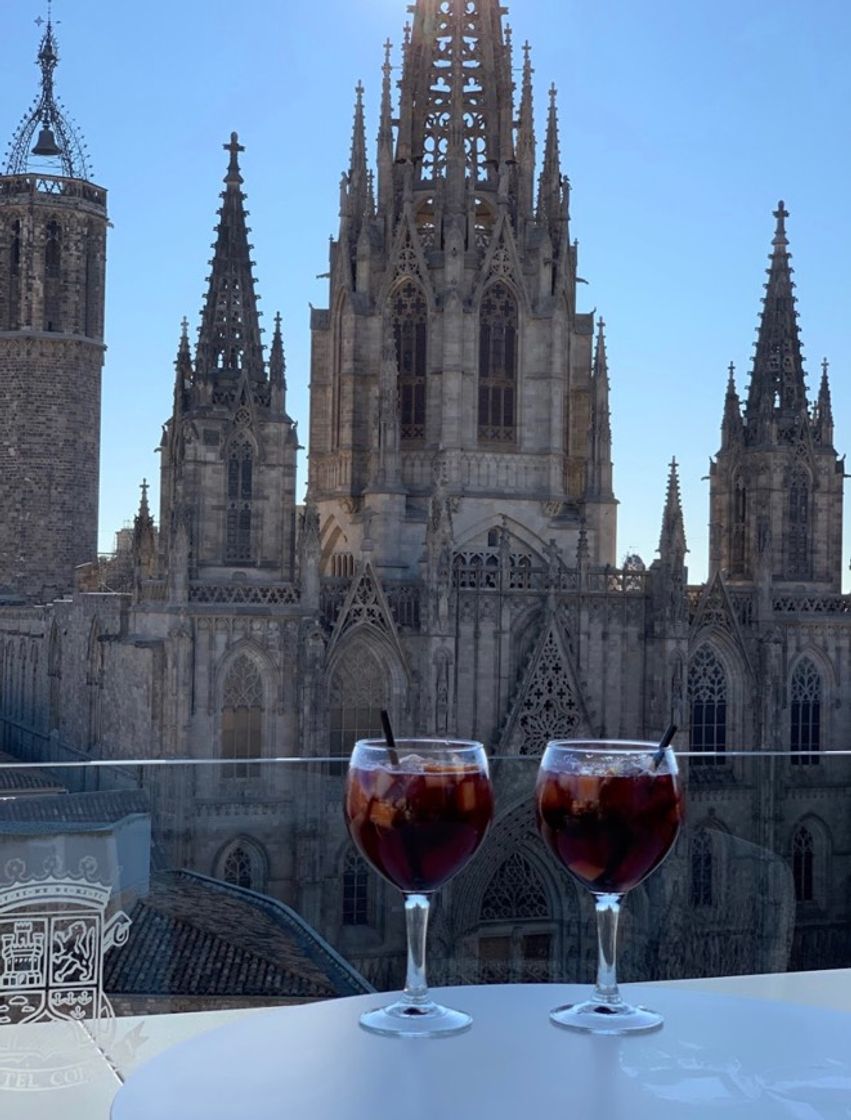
535 740 683 1035
345 738 493 1037
346 752 493 894
536 761 682 894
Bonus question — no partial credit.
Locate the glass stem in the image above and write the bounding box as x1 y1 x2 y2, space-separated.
593 892 624 1006
403 893 432 1007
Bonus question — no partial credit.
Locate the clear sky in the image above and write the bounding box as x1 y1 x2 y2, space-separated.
5 0 851 586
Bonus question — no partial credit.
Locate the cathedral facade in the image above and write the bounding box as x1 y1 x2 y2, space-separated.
1 0 850 985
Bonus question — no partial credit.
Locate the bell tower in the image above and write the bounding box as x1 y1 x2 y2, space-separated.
709 203 844 591
0 11 108 600
158 135 299 592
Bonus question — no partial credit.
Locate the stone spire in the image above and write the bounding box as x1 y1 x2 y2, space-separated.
172 316 193 418
4 7 91 179
269 311 288 417
721 361 743 448
194 133 265 381
269 311 286 388
377 40 395 220
347 81 370 220
132 478 157 585
658 458 687 565
516 41 536 223
395 0 514 189
744 201 809 439
814 356 834 446
537 84 563 230
589 317 613 498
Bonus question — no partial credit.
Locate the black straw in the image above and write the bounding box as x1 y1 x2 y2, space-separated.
652 723 677 769
380 709 400 765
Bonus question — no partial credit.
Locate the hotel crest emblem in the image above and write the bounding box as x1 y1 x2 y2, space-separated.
0 856 131 1028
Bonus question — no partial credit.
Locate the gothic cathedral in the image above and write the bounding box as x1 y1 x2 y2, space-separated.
2 0 850 982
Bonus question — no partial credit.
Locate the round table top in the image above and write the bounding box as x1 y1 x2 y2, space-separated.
111 983 851 1120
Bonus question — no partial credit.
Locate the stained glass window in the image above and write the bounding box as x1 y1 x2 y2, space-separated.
391 281 427 442
787 468 810 579
221 839 266 891
480 853 550 922
688 645 727 763
223 846 253 889
791 658 821 765
221 655 263 778
226 438 253 563
329 645 386 772
479 851 553 982
478 282 518 444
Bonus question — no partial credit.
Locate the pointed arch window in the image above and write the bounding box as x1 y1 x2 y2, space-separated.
226 437 254 563
342 849 371 926
786 467 811 579
224 846 252 888
329 644 387 773
221 655 264 779
391 281 427 442
790 658 821 765
479 852 554 982
478 282 518 444
792 825 815 903
688 645 727 763
44 220 62 331
690 830 713 907
480 853 551 922
219 837 267 892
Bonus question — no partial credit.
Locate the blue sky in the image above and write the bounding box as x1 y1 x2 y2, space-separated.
5 0 851 586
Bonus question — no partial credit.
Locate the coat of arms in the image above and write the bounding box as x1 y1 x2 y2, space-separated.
0 856 131 1028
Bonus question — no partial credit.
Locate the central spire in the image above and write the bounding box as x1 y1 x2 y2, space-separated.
396 0 514 187
195 133 265 381
745 201 808 435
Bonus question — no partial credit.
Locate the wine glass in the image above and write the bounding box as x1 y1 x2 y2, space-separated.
345 738 493 1037
535 739 683 1034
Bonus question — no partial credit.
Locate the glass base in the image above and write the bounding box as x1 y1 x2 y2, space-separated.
359 997 473 1038
550 997 664 1036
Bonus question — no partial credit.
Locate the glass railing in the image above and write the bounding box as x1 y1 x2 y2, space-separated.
0 747 847 1025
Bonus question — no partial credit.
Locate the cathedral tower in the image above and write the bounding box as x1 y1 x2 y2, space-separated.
709 203 844 591
0 15 107 600
158 135 299 593
309 0 617 579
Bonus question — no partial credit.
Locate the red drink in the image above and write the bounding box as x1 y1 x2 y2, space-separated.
346 755 494 893
536 760 683 894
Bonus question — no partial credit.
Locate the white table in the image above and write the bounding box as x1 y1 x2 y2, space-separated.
110 981 851 1120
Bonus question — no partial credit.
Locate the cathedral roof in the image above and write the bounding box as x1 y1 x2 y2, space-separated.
104 870 371 1002
0 787 148 822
